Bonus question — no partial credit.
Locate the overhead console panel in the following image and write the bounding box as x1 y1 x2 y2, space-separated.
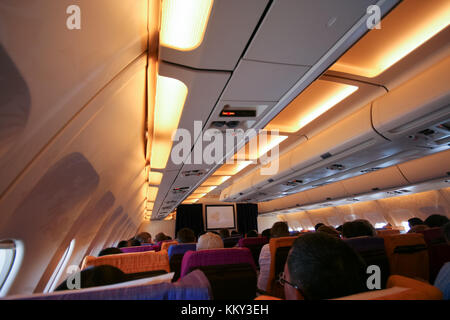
159 0 270 70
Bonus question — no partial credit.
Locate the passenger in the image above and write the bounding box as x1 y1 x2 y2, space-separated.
408 217 425 228
176 227 196 243
284 232 367 300
258 221 290 291
261 228 271 240
98 247 123 257
246 230 258 238
196 232 224 250
434 221 450 300
317 225 341 239
117 240 129 248
154 232 167 243
342 219 376 238
55 265 127 291
408 224 429 233
128 238 141 247
424 214 449 228
314 223 325 231
231 230 240 237
218 228 230 239
135 232 152 244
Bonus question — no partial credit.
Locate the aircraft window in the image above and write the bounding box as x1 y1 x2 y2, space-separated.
44 239 75 293
0 240 24 297
401 221 410 233
374 223 387 229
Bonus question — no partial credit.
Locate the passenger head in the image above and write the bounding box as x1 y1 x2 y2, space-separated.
176 227 196 243
261 228 271 239
246 230 258 238
154 232 167 243
218 228 230 239
408 217 424 228
196 232 224 250
314 223 325 231
117 240 129 248
128 239 141 247
317 225 340 239
135 232 152 244
55 265 127 291
342 219 376 238
98 247 122 257
271 221 290 238
424 214 449 228
286 233 367 300
443 221 450 244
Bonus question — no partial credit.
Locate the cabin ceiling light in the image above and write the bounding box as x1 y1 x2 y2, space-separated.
329 0 450 77
150 75 188 169
188 193 206 200
148 172 163 185
202 175 231 186
195 186 217 193
265 80 358 133
183 198 200 204
146 202 154 210
147 187 159 202
234 132 288 160
213 161 253 176
160 0 214 51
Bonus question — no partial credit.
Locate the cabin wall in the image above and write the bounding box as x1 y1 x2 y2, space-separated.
0 0 155 295
272 187 450 231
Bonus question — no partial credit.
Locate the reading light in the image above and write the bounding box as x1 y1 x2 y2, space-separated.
148 172 163 185
234 132 288 160
150 75 188 169
265 80 358 133
213 161 253 176
329 0 450 77
147 187 159 202
160 0 214 51
202 176 231 186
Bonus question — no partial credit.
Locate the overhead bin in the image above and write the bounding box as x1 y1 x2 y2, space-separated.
304 182 349 205
397 149 450 184
341 166 409 196
159 0 269 70
372 55 450 142
243 0 379 66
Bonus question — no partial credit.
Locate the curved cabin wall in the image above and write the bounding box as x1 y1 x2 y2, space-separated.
0 1 154 295
260 187 450 231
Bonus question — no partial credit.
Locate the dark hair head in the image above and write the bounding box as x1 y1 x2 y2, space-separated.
317 225 340 239
443 221 450 243
155 232 167 242
342 219 376 238
176 227 196 243
314 223 325 231
98 247 122 257
424 214 449 228
261 228 271 239
271 221 290 238
246 230 258 238
287 233 367 300
117 240 129 248
408 217 424 228
129 239 141 247
55 265 127 291
135 232 151 243
218 228 230 239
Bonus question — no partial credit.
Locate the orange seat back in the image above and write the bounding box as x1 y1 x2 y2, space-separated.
383 233 429 281
161 240 178 252
376 229 400 237
267 236 297 296
81 250 170 274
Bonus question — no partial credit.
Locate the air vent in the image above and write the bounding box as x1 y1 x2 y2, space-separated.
326 164 345 171
346 198 360 202
162 206 172 210
172 187 190 194
321 152 332 159
181 170 207 177
320 203 333 207
386 190 410 195
361 167 382 173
